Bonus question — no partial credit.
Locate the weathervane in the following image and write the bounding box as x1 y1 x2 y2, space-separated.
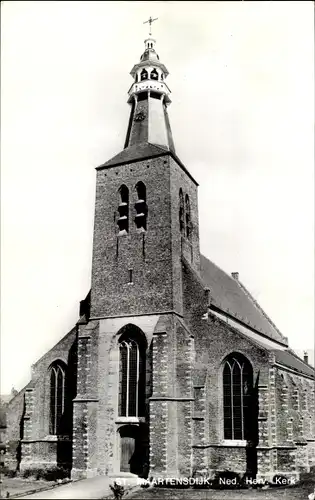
143 16 158 37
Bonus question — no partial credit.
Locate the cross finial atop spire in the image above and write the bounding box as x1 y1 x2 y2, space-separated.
143 16 158 36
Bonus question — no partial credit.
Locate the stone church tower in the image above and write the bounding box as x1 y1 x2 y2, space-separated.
77 33 200 479
6 33 315 482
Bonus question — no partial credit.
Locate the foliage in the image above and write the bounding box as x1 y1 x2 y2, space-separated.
109 481 125 500
0 467 17 478
21 466 70 481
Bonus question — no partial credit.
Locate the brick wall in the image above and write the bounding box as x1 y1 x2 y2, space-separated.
6 328 77 471
91 154 199 320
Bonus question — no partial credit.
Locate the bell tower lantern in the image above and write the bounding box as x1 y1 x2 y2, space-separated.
124 21 174 152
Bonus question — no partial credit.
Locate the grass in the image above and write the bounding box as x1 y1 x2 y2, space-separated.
0 476 56 498
0 467 71 498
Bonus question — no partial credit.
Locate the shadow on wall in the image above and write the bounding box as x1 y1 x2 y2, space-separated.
15 397 26 471
245 371 260 479
57 340 78 470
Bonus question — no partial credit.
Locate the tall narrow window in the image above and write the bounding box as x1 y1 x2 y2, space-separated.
223 353 253 440
185 194 191 240
118 185 129 234
118 327 146 417
179 189 185 235
49 362 66 435
135 182 147 231
140 69 148 81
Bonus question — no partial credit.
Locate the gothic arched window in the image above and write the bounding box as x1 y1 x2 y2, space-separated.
49 361 66 435
118 327 146 417
150 69 158 81
185 194 191 240
140 69 148 81
118 185 129 234
179 189 185 235
135 182 147 231
223 353 253 440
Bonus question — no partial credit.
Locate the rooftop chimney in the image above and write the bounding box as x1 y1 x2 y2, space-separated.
231 272 239 281
304 351 309 364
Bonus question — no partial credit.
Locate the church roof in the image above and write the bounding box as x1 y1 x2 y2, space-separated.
97 142 199 185
97 143 169 169
195 255 314 378
273 349 314 378
200 254 288 346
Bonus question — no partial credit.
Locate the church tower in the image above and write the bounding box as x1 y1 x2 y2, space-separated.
90 33 200 320
72 27 201 479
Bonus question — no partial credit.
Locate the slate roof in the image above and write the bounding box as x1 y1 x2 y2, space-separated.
98 142 169 169
274 350 314 378
199 255 314 378
200 254 287 345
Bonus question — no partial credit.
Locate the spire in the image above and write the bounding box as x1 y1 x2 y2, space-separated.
123 27 175 153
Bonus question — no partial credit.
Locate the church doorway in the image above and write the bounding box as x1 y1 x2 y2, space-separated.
118 425 148 477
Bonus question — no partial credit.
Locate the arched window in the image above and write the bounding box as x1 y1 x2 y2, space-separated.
185 194 191 240
223 353 253 440
118 327 146 417
118 185 129 234
140 69 148 81
135 182 147 231
49 362 66 435
150 69 158 81
179 189 185 235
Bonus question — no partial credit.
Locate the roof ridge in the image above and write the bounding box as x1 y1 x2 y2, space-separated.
200 253 233 279
99 141 170 169
235 278 287 344
288 347 314 368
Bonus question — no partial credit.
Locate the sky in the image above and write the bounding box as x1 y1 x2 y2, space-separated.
1 1 314 394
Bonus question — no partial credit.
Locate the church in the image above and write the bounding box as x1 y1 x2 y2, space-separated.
6 28 315 483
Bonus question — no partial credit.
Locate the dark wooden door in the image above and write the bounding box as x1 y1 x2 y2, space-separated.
120 434 136 472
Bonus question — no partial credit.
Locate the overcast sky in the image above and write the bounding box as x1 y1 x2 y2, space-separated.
1 1 314 393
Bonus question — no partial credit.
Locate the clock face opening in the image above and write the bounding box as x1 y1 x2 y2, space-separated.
134 110 146 122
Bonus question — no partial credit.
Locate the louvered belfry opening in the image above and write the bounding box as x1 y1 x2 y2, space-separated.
223 353 253 440
118 325 147 417
117 185 129 234
135 182 148 231
185 194 191 241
